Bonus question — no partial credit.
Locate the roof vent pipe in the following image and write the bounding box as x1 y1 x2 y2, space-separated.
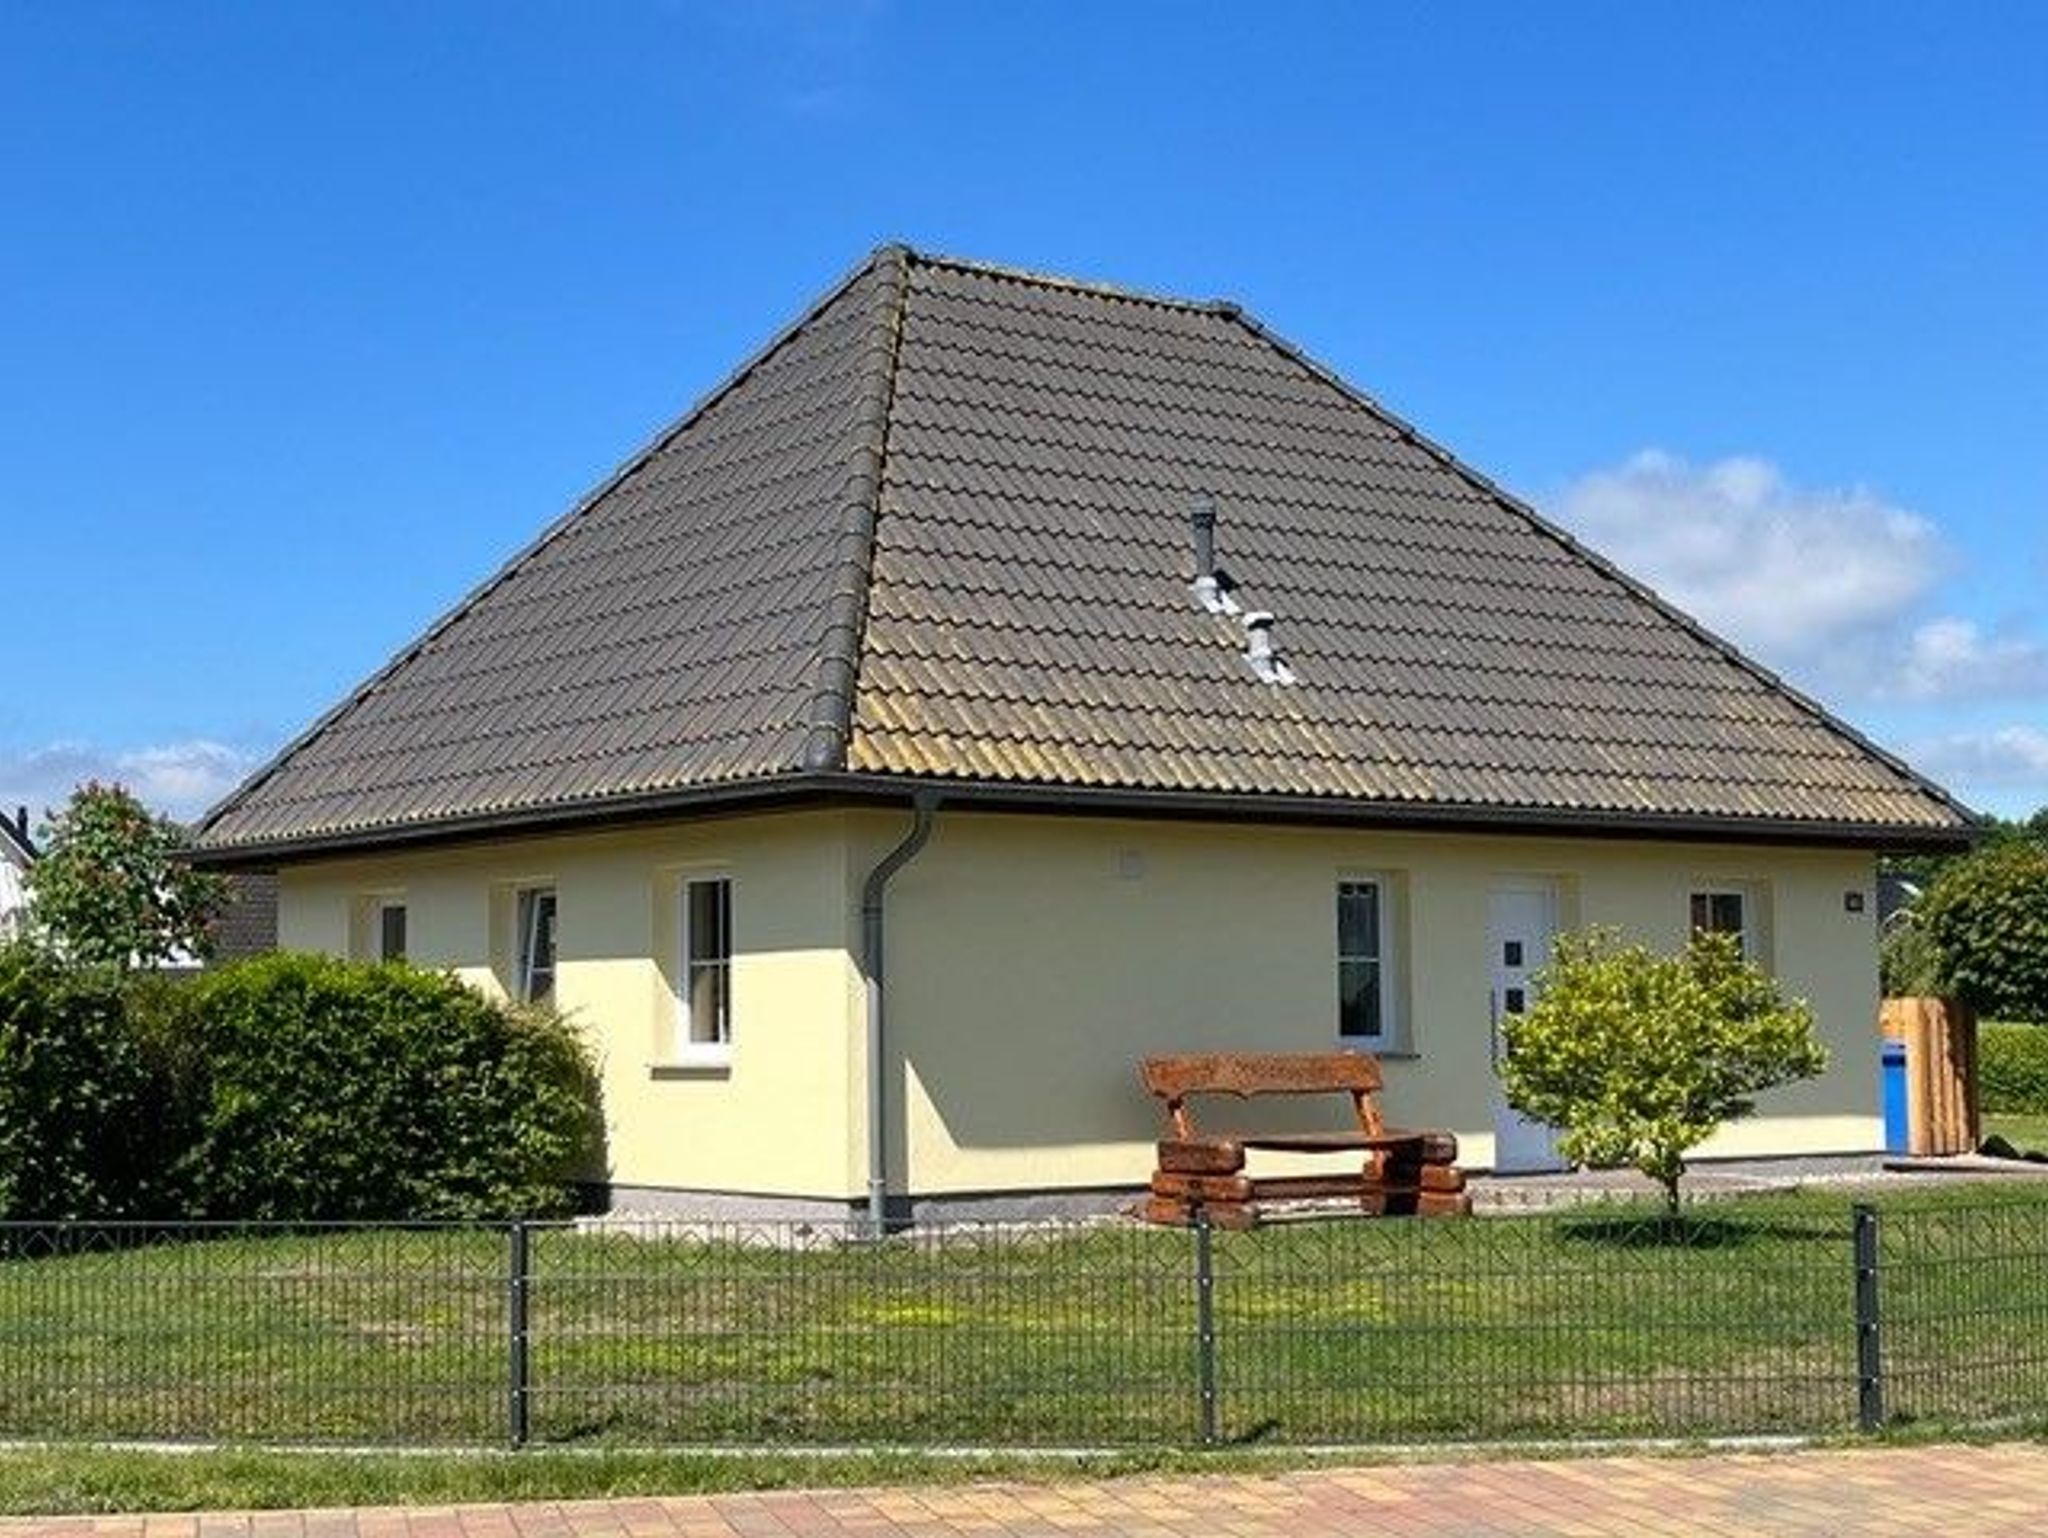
1245 611 1274 664
1190 495 1217 581
1188 495 1237 615
1243 611 1294 685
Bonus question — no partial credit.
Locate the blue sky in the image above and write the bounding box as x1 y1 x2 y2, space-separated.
4 2 2045 825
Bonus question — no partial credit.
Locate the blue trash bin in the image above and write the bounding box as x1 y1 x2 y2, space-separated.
1881 1038 1910 1154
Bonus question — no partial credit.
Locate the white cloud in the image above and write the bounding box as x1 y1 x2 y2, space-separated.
0 740 259 829
1549 451 2048 704
1904 726 2048 788
1894 618 2048 702
1552 450 1940 666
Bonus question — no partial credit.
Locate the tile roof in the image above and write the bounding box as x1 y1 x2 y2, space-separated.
194 246 1972 856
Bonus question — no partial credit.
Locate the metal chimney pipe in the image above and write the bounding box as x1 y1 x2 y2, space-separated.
1189 495 1217 581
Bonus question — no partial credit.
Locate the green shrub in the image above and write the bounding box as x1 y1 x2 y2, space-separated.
1879 917 1943 997
0 942 171 1219
171 954 602 1220
1979 1022 2048 1115
1919 843 2048 1019
1503 928 1827 1213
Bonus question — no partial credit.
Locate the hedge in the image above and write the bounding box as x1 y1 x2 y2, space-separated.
0 943 172 1220
1979 1022 2048 1116
159 953 603 1220
2 946 602 1221
1919 843 2048 1020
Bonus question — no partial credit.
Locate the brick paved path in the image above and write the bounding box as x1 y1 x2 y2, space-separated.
3 1444 2042 1537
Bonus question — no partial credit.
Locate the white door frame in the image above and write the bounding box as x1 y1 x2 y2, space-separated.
1487 878 1567 1174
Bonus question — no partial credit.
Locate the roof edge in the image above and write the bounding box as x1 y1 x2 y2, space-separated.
799 245 911 770
0 817 34 865
193 244 903 845
188 769 1979 867
902 246 1234 319
1213 307 1981 833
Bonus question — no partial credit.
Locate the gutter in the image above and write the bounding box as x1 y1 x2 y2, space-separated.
858 791 939 1236
184 771 1979 867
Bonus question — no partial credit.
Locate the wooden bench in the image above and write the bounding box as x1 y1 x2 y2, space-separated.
1138 1050 1470 1227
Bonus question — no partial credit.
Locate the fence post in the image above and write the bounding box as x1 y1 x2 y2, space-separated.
508 1220 531 1448
1193 1209 1219 1446
1852 1203 1884 1432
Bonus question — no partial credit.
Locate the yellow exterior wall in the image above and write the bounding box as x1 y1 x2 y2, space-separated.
853 811 1881 1194
275 805 1883 1202
277 811 865 1200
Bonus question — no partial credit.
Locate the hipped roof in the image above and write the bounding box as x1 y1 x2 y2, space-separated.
195 246 1973 859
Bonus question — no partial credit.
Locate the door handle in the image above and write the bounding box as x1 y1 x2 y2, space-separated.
1488 988 1501 1072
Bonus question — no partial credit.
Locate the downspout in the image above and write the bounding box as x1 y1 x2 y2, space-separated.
860 790 939 1235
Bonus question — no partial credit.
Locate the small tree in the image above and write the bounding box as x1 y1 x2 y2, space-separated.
1918 841 2048 1020
1502 928 1828 1214
23 782 230 970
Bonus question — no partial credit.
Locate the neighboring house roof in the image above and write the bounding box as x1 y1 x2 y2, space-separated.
0 808 34 869
210 871 279 962
194 246 1974 860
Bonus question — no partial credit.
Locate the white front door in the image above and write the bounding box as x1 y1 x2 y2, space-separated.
1488 882 1567 1173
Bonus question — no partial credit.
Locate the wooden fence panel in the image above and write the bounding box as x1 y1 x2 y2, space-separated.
1879 996 1980 1156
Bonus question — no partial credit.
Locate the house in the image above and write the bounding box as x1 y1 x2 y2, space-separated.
0 806 34 940
191 246 1974 1223
209 871 280 963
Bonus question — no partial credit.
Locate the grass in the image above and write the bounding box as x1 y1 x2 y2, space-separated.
1984 1112 2048 1154
0 1185 2045 1456
0 1445 1235 1516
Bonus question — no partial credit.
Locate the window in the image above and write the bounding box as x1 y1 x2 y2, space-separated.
377 901 408 963
1337 879 1390 1042
1690 887 1750 956
516 887 557 1004
677 877 732 1056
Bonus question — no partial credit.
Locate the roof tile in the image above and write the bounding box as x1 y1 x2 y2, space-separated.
194 247 1968 854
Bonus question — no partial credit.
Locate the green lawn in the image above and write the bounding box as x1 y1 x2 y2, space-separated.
1984 1113 2048 1154
0 1445 1234 1517
0 1186 2044 1451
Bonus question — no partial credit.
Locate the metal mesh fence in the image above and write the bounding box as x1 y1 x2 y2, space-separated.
526 1221 1191 1446
1209 1200 1854 1442
1880 1193 2048 1428
0 1222 504 1443
0 1194 2042 1449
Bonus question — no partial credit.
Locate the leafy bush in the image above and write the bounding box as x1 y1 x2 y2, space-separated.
168 954 602 1220
1918 842 2048 1020
1879 916 1943 997
1979 1022 2048 1115
0 943 171 1219
1502 929 1827 1213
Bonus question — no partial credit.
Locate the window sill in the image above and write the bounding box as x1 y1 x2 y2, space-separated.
649 1055 731 1080
1339 1042 1419 1061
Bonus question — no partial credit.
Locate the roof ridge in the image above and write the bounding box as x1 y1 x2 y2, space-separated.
799 246 911 771
193 245 900 842
1213 305 1981 832
902 246 1235 319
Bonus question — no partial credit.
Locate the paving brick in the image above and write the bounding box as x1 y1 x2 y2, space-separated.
8 1444 2045 1537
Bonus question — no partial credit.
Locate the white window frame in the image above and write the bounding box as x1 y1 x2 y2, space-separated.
376 898 408 963
514 886 557 1005
1689 885 1756 961
672 875 733 1066
1336 875 1403 1050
